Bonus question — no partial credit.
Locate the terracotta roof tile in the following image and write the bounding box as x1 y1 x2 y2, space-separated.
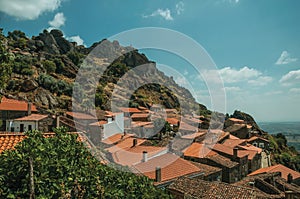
248 164 300 180
112 146 168 166
101 133 134 145
183 143 213 158
168 177 270 199
105 137 146 153
118 107 142 113
14 114 48 121
189 161 222 177
181 131 206 139
179 122 198 132
0 97 37 112
0 132 86 153
166 118 179 125
133 153 201 183
131 113 150 119
66 111 97 120
89 120 108 126
222 138 246 147
247 136 269 143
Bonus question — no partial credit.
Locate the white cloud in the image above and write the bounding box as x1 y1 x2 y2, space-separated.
275 51 298 65
67 36 85 46
143 8 174 21
290 88 300 94
175 1 184 15
218 66 261 83
48 12 65 29
280 69 300 86
265 91 283 96
248 76 273 86
0 0 62 20
225 86 241 92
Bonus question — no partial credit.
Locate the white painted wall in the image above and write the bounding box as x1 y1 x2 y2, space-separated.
6 120 38 132
102 113 124 139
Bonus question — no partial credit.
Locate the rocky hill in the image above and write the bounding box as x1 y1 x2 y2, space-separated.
0 29 208 116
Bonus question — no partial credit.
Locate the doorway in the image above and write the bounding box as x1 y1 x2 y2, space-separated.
20 124 24 132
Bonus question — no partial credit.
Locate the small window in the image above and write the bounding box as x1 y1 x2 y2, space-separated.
259 143 264 148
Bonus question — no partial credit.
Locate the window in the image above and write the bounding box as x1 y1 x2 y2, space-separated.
259 143 264 148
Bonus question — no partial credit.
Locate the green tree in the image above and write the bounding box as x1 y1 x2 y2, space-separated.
0 29 13 95
0 127 170 198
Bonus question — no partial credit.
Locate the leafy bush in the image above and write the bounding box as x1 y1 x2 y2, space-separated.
0 128 170 198
42 60 56 74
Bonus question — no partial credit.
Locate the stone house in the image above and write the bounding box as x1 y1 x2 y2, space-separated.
88 112 124 145
6 114 51 132
247 136 270 150
0 97 38 131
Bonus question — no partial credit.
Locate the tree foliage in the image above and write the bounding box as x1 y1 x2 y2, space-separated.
0 127 170 198
0 29 13 94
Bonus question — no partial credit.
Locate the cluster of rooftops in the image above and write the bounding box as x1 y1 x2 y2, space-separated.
1 97 300 198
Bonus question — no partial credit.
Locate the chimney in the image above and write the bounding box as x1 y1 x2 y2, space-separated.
155 167 161 182
285 191 293 199
142 151 148 162
27 102 32 116
233 147 238 159
133 138 138 147
287 173 293 184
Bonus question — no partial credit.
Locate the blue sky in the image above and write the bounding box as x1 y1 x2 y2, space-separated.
0 0 300 122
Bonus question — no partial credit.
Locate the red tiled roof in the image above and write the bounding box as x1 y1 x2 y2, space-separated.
229 134 240 140
0 133 26 153
105 137 146 153
248 164 300 180
66 111 96 120
183 143 213 158
247 136 269 143
89 120 108 126
101 133 134 145
0 97 37 112
131 113 149 118
168 177 269 199
237 144 262 154
133 153 201 183
112 146 167 166
222 138 246 148
181 131 206 139
131 121 153 128
14 114 48 121
211 143 249 158
0 132 87 153
166 118 179 125
118 107 142 113
179 122 198 132
165 109 177 113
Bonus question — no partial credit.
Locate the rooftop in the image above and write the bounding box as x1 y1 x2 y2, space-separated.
66 111 97 120
112 145 167 166
247 136 269 143
14 114 48 121
168 177 269 199
118 107 142 113
0 97 37 112
105 137 146 153
101 133 133 145
166 118 179 125
132 153 201 184
248 164 300 181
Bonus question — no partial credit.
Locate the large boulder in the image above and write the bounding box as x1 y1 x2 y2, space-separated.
21 79 38 92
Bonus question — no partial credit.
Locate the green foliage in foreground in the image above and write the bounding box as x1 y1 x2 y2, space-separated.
0 128 170 198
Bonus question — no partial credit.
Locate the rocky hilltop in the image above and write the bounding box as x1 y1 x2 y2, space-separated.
0 29 207 116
